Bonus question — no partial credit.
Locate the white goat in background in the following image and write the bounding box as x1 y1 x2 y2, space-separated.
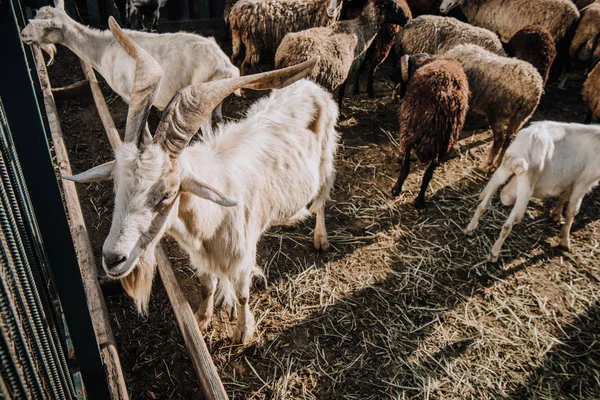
465 121 600 262
20 0 238 133
65 18 339 344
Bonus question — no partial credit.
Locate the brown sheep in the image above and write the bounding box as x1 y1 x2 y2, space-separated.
275 0 409 110
352 0 413 97
391 54 469 208
507 25 557 85
229 0 342 75
583 61 600 122
570 1 600 66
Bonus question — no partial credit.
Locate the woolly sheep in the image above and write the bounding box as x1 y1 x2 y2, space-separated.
439 0 580 43
395 15 506 59
570 1 600 66
20 3 239 134
583 61 600 123
352 0 413 97
445 44 543 170
229 0 342 75
507 25 557 85
66 19 340 343
391 54 469 208
275 0 410 109
465 121 600 261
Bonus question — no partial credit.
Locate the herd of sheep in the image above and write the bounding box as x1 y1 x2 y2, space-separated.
20 0 600 345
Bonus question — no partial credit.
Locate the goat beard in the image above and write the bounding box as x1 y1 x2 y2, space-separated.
121 250 157 316
40 43 57 66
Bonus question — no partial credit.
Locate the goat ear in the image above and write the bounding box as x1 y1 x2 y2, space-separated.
181 177 237 207
62 161 114 183
54 0 65 10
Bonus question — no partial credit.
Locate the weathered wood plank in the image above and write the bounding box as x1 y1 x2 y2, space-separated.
32 45 130 400
79 59 229 400
52 80 91 102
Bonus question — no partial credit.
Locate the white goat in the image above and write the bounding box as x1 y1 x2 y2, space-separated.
65 18 339 344
465 121 600 262
20 1 239 132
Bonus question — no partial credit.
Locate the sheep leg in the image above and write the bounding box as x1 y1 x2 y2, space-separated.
481 134 503 171
352 60 367 95
391 146 412 197
464 165 512 235
493 136 512 170
551 189 571 223
488 174 533 262
233 271 254 345
337 81 347 114
413 161 437 210
195 273 217 331
559 185 586 251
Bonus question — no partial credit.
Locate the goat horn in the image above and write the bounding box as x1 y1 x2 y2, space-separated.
400 55 410 83
154 56 320 158
108 16 164 147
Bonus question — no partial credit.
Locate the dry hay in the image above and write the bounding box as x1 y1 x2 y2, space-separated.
49 43 599 399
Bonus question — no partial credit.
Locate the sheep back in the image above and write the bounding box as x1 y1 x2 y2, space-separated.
399 58 469 163
570 2 600 62
229 0 336 59
462 0 579 43
396 15 505 57
583 62 600 117
275 27 357 90
445 44 543 126
508 25 556 85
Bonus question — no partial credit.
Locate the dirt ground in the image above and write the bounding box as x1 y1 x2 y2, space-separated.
46 26 599 400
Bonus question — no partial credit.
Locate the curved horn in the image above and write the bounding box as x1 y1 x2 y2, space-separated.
400 55 410 82
108 17 164 146
154 56 320 158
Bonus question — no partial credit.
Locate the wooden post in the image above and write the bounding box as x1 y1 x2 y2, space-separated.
32 45 130 400
52 80 91 102
79 60 229 400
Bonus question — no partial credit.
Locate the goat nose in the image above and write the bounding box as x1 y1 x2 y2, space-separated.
104 252 127 271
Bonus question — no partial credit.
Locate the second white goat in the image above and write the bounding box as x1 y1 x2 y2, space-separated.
465 121 600 262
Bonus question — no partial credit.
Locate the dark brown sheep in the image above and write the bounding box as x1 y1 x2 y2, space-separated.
352 0 413 97
507 25 557 85
391 55 469 208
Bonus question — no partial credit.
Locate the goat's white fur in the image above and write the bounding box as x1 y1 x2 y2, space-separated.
68 80 339 342
465 121 600 262
20 6 239 130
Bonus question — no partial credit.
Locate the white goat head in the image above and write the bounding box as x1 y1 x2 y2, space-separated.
64 17 319 311
439 0 464 14
20 1 68 65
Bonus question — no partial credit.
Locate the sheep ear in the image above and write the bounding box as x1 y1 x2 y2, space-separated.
62 161 115 183
181 177 238 207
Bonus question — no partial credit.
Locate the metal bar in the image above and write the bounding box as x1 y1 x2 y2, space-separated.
1 2 111 398
32 45 130 400
79 61 229 400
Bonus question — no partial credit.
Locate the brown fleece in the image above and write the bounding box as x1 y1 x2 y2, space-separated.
508 25 556 85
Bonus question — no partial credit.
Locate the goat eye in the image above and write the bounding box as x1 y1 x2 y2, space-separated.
161 191 177 202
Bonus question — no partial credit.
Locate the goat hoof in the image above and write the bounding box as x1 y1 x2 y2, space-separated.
233 323 254 345
486 253 499 263
195 311 212 331
552 213 564 224
314 234 329 251
558 238 572 252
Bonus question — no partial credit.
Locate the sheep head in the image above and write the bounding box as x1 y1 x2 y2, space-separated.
64 17 319 312
439 0 464 14
378 0 409 26
20 4 69 65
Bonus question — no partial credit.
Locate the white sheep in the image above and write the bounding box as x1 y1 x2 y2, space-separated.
20 1 239 133
465 121 600 262
65 18 339 344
